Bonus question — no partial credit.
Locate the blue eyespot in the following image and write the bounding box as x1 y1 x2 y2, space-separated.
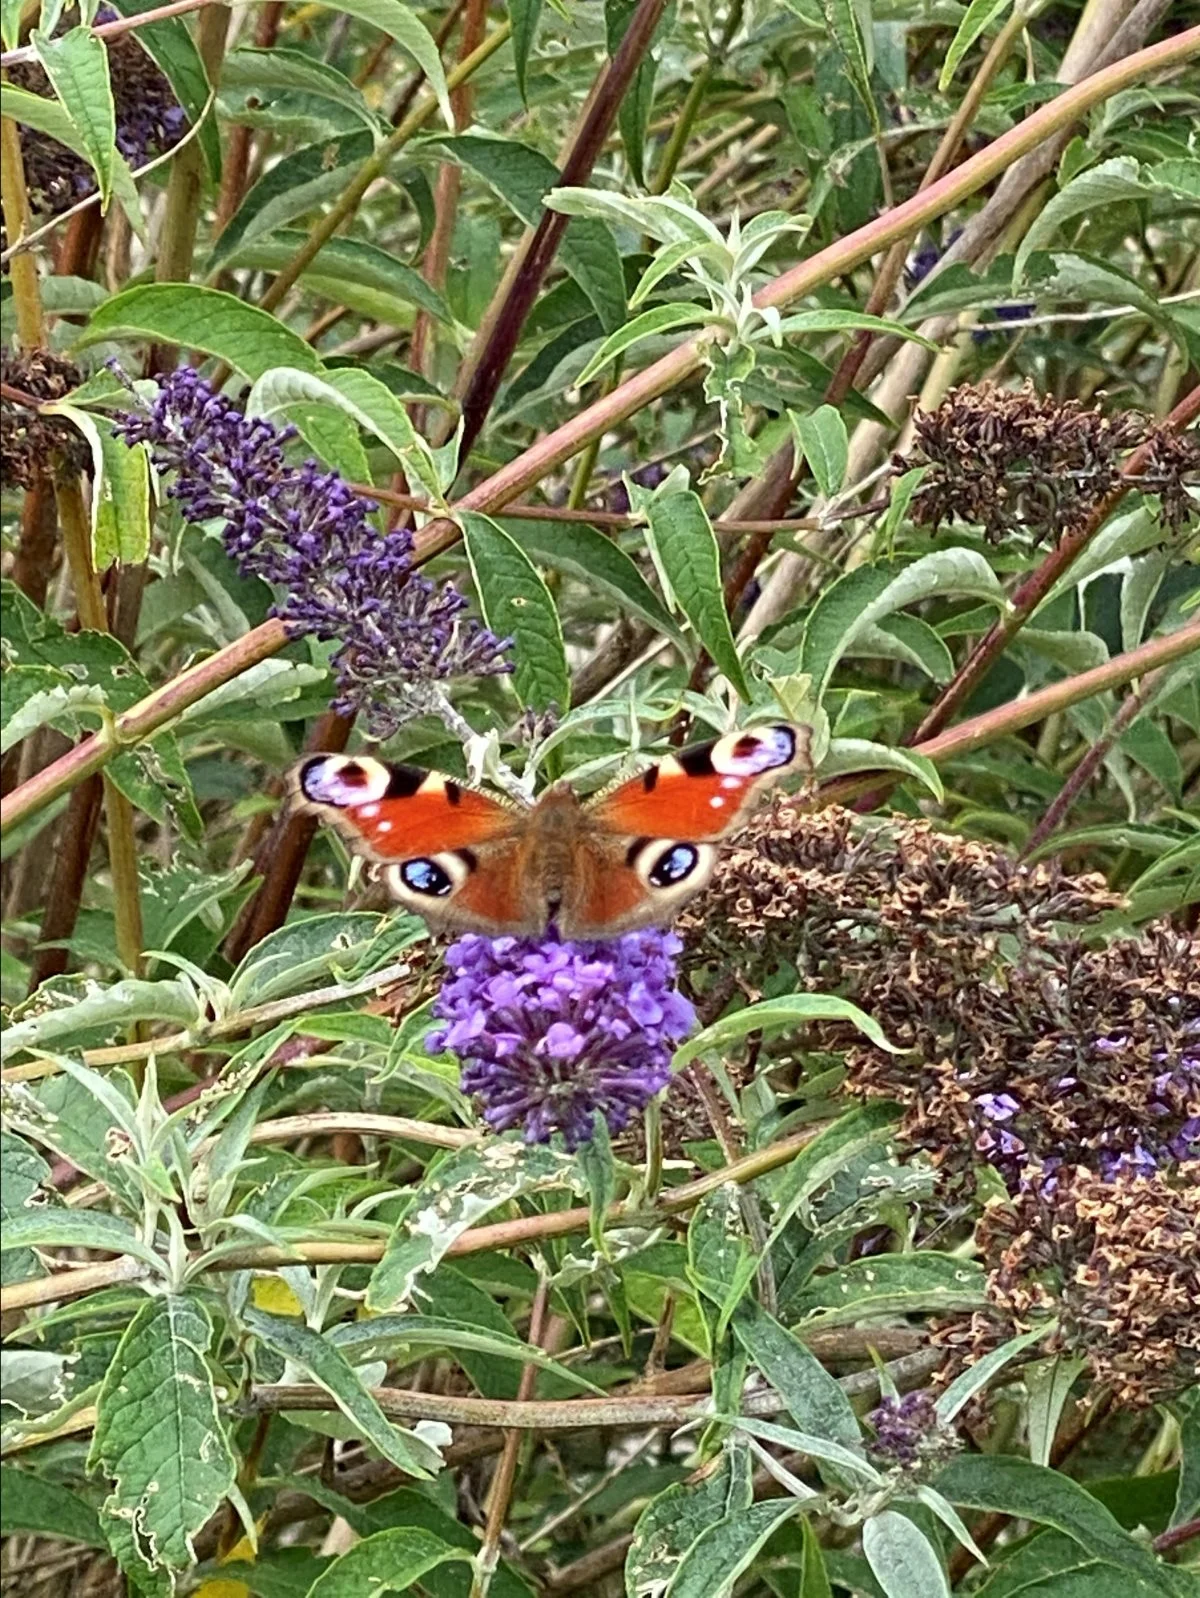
649 844 699 887
401 858 453 897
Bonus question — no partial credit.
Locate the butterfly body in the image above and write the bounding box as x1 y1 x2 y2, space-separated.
293 723 809 939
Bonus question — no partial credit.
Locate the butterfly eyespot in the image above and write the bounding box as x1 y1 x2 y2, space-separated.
648 843 700 887
400 858 454 897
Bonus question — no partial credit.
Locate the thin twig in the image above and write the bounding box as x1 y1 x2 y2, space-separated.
471 1280 550 1597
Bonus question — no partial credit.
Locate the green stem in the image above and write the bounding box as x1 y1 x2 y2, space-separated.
55 478 144 979
155 5 227 290
650 0 745 193
254 19 512 315
0 112 46 346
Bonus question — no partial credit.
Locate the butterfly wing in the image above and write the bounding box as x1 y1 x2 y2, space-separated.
559 723 811 937
292 754 535 932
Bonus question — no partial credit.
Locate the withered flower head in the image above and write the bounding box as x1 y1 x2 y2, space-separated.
954 1164 1200 1406
682 803 1198 1186
0 348 89 487
7 13 186 220
899 381 1147 545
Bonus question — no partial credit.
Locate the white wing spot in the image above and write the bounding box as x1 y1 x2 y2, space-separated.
377 820 393 833
360 803 381 818
709 796 726 808
720 776 742 790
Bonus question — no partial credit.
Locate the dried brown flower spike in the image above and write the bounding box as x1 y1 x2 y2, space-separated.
0 349 89 488
966 1164 1200 1406
899 380 1167 545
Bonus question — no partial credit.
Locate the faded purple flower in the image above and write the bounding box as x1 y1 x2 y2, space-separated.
114 368 510 737
428 929 696 1149
866 1390 956 1469
7 10 186 219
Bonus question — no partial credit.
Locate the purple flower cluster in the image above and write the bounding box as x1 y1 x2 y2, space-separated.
866 1390 953 1469
114 369 510 736
428 930 696 1149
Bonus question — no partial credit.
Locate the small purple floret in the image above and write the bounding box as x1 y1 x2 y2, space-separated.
429 929 696 1149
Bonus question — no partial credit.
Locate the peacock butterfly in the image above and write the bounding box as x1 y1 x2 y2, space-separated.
291 722 811 939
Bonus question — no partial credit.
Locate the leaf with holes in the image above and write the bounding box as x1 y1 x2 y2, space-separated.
88 1295 236 1571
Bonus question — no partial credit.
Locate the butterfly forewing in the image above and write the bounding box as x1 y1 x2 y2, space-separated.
586 723 809 842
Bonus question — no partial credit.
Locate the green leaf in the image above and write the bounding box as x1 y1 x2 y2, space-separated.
733 1300 863 1454
790 404 848 499
934 1456 1175 1594
863 1511 950 1598
49 404 150 570
81 284 321 379
1172 1393 1200 1527
1 1065 143 1207
1026 1355 1089 1468
499 516 684 646
854 615 954 684
801 553 1003 701
1014 158 1148 286
220 46 379 135
219 231 451 324
820 738 945 802
1 1207 164 1272
330 0 451 127
813 0 879 131
939 0 1013 90
305 1527 471 1597
243 1307 442 1477
207 130 374 270
89 1295 236 1570
642 489 750 700
434 135 627 331
0 667 107 756
1 976 205 1061
367 1141 585 1311
786 1253 987 1329
668 1498 801 1598
460 511 570 713
765 1103 901 1257
626 1440 753 1598
575 302 711 386
227 912 389 1009
936 1323 1053 1423
247 365 437 487
330 1313 601 1394
605 0 667 188
547 184 722 246
0 81 88 156
775 310 936 347
974 1534 1180 1598
509 0 542 104
797 1517 834 1598
1031 253 1175 336
32 25 116 206
673 992 899 1070
0 1465 104 1547
0 1132 49 1287
105 0 221 181
687 1183 757 1343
